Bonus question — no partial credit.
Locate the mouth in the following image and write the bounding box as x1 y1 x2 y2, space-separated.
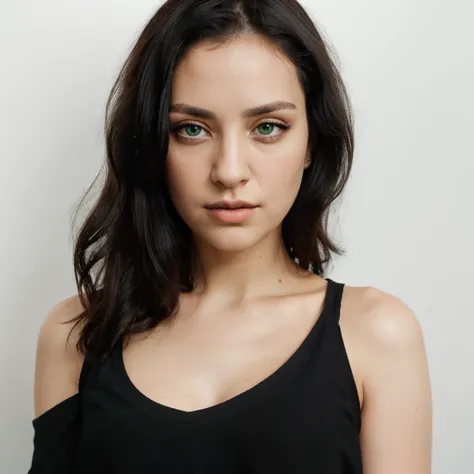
205 200 259 210
204 201 259 224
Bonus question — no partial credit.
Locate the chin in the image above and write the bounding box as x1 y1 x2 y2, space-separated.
199 227 265 253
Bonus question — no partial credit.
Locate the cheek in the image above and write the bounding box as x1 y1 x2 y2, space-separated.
258 150 307 217
167 139 212 191
262 147 307 193
166 154 198 211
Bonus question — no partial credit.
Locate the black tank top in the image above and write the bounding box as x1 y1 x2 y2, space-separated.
29 278 362 473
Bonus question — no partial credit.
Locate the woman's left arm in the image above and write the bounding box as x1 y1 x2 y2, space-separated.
359 292 432 474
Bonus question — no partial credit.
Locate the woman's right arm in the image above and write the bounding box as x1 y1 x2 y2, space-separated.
34 295 85 418
29 296 85 474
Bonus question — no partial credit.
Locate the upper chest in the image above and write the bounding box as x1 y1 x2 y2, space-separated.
121 291 329 412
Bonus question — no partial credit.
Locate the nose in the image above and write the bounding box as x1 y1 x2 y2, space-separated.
210 135 251 188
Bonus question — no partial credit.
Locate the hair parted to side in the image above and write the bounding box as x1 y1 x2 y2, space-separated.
72 0 354 361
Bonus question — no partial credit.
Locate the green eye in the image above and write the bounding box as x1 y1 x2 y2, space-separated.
184 125 202 137
257 123 276 136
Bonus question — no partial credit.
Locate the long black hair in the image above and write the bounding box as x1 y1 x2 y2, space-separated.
72 0 354 361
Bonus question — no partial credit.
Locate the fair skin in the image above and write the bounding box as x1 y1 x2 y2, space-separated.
35 35 432 473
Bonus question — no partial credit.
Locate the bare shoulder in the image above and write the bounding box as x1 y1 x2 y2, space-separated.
340 284 424 349
34 295 86 418
338 284 428 409
340 285 432 473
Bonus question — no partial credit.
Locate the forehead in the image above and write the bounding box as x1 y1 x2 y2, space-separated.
171 35 305 112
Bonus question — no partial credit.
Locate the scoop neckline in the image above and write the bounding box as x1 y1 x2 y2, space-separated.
114 278 335 423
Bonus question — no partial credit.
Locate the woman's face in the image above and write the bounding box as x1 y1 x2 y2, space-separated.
167 34 310 253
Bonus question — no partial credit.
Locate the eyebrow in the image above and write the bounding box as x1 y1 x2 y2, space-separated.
169 100 297 119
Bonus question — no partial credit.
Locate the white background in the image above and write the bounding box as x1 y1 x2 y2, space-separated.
1 0 473 472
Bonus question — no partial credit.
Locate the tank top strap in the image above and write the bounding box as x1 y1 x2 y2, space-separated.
323 278 345 324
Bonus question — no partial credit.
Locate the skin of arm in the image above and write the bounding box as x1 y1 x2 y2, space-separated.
356 289 432 474
34 296 84 419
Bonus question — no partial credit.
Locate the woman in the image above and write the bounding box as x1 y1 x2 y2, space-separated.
30 0 432 473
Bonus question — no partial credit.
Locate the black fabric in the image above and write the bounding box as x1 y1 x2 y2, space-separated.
28 278 362 473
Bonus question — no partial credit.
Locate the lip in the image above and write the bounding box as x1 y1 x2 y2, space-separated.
205 200 258 210
205 200 259 224
207 207 257 224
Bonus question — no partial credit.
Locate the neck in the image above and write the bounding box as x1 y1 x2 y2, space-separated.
191 229 306 302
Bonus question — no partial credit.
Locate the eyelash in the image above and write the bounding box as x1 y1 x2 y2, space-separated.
170 120 291 143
